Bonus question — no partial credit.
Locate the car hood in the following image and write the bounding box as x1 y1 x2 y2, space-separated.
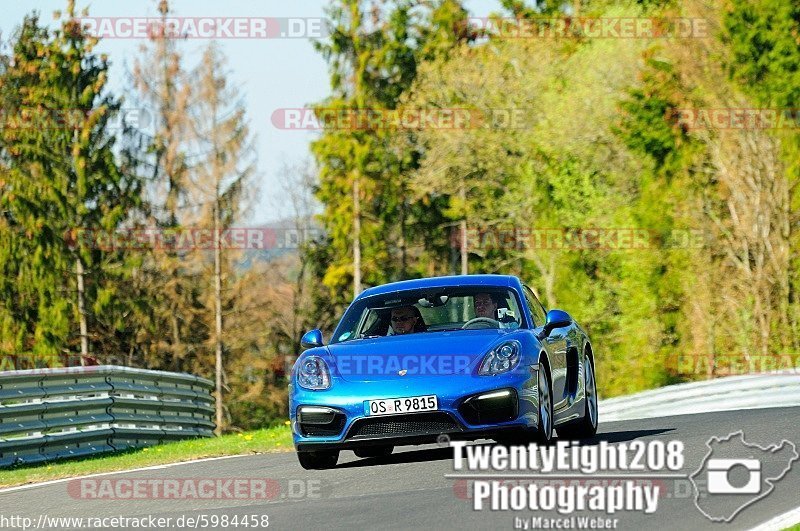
326 329 509 382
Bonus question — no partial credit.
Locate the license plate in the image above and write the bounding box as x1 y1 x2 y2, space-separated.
366 395 438 416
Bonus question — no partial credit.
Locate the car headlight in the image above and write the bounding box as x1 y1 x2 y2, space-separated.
297 355 331 390
478 341 521 375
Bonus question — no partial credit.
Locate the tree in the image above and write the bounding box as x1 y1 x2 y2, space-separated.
311 0 473 310
0 2 142 364
188 42 256 433
130 0 203 373
226 160 321 431
721 0 800 352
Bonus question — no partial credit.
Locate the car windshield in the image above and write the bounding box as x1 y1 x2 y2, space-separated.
331 286 525 343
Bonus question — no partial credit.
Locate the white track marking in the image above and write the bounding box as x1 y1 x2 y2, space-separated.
0 453 270 494
749 505 800 531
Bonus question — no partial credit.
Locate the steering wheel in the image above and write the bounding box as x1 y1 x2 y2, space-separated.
462 317 501 330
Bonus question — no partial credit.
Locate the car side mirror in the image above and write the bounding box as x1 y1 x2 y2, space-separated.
537 309 572 340
301 329 324 349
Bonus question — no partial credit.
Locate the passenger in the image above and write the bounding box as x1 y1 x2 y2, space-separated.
473 292 519 329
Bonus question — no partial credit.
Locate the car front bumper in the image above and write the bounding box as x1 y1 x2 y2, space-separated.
290 366 540 451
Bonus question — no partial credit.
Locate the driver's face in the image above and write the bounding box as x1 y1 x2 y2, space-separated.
391 307 418 335
474 293 498 319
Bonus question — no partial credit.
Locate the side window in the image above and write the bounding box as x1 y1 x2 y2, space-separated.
523 286 547 328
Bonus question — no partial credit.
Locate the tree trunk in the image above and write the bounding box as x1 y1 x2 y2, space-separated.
460 219 468 275
213 202 224 435
76 257 89 366
353 173 362 297
459 182 468 275
400 193 407 279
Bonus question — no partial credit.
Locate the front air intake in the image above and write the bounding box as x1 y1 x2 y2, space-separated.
347 412 459 439
458 388 518 425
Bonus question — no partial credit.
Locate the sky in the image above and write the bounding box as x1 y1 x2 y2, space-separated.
0 0 498 225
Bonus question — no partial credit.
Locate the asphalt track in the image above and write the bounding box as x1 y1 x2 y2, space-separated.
1 406 798 530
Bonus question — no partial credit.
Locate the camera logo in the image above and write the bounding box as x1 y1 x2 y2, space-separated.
706 458 760 494
690 431 798 522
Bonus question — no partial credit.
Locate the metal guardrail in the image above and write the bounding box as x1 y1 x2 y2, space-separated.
0 365 215 468
599 372 800 422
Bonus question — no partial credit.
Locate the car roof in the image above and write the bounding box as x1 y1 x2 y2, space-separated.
357 274 520 300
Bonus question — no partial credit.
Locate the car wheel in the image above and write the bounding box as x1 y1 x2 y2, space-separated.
297 449 339 470
536 361 554 444
557 356 599 440
353 445 394 459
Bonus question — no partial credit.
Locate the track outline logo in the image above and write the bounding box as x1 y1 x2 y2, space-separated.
690 430 798 522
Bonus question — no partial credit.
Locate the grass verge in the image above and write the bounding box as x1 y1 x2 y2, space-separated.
0 424 293 489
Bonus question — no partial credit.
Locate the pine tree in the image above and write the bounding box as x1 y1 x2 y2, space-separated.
310 0 473 314
0 1 142 363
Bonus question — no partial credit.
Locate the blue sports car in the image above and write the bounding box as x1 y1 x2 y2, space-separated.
289 274 598 469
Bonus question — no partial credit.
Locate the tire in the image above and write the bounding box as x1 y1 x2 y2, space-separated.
557 356 598 440
535 359 554 444
297 449 339 470
353 445 394 459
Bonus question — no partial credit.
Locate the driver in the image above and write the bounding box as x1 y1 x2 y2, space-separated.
389 306 426 335
473 293 500 320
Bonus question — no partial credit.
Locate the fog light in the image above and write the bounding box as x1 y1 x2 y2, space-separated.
476 390 512 400
296 406 346 437
298 406 337 424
